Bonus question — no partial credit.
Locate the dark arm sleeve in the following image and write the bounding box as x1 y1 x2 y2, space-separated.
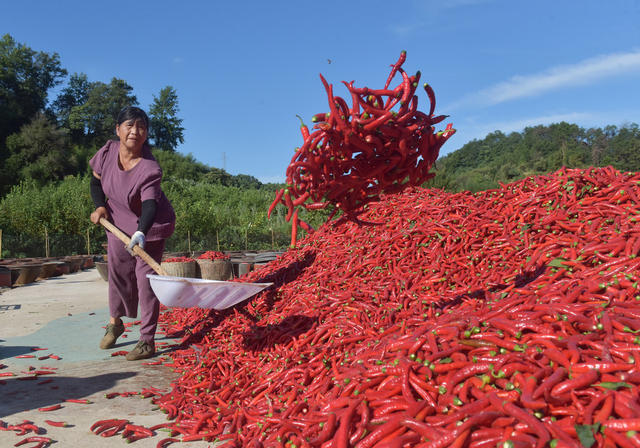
90 175 107 208
137 199 157 234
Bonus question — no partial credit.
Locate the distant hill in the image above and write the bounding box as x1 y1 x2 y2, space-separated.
427 121 640 192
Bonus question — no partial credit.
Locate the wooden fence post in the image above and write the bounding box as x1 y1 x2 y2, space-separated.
45 228 50 258
188 230 191 253
216 230 220 252
86 228 91 255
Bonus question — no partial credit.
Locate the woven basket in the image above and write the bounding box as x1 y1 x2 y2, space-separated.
161 260 197 278
196 258 233 281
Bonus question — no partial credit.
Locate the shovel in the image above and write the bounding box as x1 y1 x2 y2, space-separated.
100 218 272 309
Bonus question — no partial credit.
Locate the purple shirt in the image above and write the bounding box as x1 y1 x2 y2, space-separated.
90 140 175 241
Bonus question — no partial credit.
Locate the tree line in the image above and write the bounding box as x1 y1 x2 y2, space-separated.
1 34 185 195
0 33 267 196
427 121 640 192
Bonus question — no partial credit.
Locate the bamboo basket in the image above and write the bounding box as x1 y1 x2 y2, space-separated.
161 260 197 278
196 258 233 281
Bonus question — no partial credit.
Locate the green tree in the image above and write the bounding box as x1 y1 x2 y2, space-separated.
428 121 640 193
604 123 640 171
0 34 67 195
204 167 233 186
68 77 137 148
151 149 210 181
584 125 616 167
231 174 262 189
4 113 71 186
51 72 91 145
148 86 184 152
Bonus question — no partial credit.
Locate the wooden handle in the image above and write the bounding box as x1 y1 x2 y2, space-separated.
99 218 168 276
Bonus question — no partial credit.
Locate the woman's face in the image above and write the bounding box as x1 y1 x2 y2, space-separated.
116 119 148 152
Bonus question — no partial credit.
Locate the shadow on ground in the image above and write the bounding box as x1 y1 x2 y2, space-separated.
0 344 38 360
0 371 137 417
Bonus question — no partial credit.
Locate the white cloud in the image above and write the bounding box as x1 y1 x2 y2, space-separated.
448 49 640 110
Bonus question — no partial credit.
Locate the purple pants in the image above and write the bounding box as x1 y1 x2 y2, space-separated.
107 233 165 343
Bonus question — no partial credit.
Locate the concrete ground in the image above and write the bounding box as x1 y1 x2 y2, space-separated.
0 269 212 447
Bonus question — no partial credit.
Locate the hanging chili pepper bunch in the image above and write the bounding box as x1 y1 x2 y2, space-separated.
269 50 455 246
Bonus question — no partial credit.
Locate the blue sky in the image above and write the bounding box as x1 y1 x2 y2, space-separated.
2 0 639 183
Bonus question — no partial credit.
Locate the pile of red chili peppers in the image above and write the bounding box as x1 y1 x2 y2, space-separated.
162 257 195 263
140 166 640 447
269 51 455 247
198 251 230 261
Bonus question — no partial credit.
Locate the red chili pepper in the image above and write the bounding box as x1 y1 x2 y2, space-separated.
551 369 599 397
44 420 69 427
384 50 407 89
267 188 284 219
37 404 62 412
603 418 640 431
90 419 129 437
14 436 52 447
142 360 163 366
290 208 299 248
283 190 294 221
423 83 436 117
295 114 310 140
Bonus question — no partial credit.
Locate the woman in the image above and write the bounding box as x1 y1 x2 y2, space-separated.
89 106 175 361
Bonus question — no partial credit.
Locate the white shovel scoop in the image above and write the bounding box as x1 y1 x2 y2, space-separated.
100 218 272 309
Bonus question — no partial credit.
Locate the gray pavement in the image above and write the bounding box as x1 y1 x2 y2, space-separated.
0 269 212 447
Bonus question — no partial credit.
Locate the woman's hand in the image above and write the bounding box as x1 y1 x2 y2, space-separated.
90 206 109 225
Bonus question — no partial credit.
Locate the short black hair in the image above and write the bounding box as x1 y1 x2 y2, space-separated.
117 106 149 129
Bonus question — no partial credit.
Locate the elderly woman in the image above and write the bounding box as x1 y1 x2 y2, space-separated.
89 106 175 360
